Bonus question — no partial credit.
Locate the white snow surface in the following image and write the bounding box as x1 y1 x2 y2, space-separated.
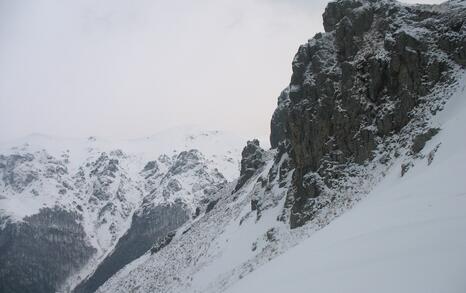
224 73 466 293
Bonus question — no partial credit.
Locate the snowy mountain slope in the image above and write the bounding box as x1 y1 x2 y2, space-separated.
95 1 466 292
0 128 244 293
95 72 466 292
96 69 465 292
95 150 292 293
98 71 466 293
0 128 242 248
72 149 232 293
225 72 466 293
2 0 465 292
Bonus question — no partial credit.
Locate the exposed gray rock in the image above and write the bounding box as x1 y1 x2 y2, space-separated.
0 153 68 193
150 231 176 255
322 0 364 32
401 162 414 177
168 150 204 176
427 143 441 165
143 149 227 205
412 128 440 154
167 178 182 193
142 160 159 173
269 0 466 228
234 140 266 192
270 89 291 149
205 198 220 213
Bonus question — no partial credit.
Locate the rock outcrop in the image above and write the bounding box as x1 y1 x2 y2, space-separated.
270 0 466 228
234 139 266 192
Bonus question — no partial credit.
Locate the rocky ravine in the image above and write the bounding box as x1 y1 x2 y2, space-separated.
0 130 243 293
95 1 466 292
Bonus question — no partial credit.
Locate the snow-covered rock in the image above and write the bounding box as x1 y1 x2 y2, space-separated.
225 71 466 293
0 128 244 293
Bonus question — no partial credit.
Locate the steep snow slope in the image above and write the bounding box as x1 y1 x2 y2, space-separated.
226 73 466 293
97 68 466 293
96 151 294 293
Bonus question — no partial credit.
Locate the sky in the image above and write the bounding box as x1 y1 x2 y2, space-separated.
0 0 445 142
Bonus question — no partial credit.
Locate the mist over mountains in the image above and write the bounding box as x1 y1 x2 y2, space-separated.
1 0 466 293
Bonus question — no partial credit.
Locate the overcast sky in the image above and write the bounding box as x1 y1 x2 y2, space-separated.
0 0 444 141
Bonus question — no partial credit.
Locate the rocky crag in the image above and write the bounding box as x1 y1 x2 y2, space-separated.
269 0 466 228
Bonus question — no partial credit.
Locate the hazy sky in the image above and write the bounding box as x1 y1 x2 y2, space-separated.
0 0 444 141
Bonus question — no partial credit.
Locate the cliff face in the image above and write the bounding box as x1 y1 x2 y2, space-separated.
234 139 266 193
270 0 466 228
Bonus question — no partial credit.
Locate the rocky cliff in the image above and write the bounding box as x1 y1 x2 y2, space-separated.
270 0 466 228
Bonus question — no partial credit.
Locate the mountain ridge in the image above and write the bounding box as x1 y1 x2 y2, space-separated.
0 129 244 293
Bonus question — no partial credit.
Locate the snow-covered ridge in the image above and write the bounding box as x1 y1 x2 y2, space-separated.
0 127 243 180
0 128 245 292
0 127 243 220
